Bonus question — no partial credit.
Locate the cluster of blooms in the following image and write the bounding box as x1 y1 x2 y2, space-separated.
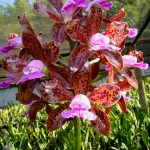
0 0 148 135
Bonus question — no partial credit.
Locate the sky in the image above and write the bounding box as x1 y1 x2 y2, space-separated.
0 0 14 6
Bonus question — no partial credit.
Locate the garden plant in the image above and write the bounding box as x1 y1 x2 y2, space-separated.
0 0 149 149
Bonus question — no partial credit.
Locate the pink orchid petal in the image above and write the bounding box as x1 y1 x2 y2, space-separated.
131 61 149 69
23 60 46 75
105 65 110 70
124 97 135 102
61 0 87 23
70 94 91 109
16 71 44 85
0 79 14 88
128 28 138 38
23 110 29 116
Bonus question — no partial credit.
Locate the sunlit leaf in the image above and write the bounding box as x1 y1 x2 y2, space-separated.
47 102 70 132
48 64 73 89
51 23 66 44
2 54 29 74
40 79 74 103
43 41 60 65
89 103 110 136
88 83 121 107
117 96 127 113
68 45 90 74
22 29 45 62
87 3 103 39
73 61 91 95
29 101 45 122
19 78 40 100
118 68 138 90
65 19 89 44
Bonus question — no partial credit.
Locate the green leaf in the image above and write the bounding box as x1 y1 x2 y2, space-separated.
84 129 89 148
142 129 149 147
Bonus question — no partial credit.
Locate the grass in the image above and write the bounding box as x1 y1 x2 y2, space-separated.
0 79 150 149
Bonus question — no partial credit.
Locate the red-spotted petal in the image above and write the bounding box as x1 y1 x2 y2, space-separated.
111 8 125 22
22 29 45 62
87 3 103 39
88 83 121 107
40 80 74 103
65 19 89 44
47 64 73 89
108 65 115 84
34 1 50 17
89 103 110 136
105 107 111 115
43 41 60 65
47 102 70 132
46 105 53 115
68 45 90 74
51 23 66 44
47 10 63 22
18 12 34 35
73 61 91 95
19 78 40 100
29 101 45 122
2 55 29 74
128 50 144 62
118 68 138 90
117 96 127 113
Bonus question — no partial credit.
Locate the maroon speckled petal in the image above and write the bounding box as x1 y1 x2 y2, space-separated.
105 107 111 115
87 3 103 39
18 12 34 35
65 19 90 44
117 96 127 113
29 101 45 122
40 80 74 103
99 49 123 70
47 64 73 89
108 65 115 84
46 105 53 115
111 9 125 22
68 45 90 74
88 83 121 107
33 1 50 17
47 102 70 132
89 103 110 136
115 78 131 92
51 23 66 44
19 78 40 100
16 92 42 105
73 61 91 95
43 41 60 65
47 10 63 22
128 50 144 62
22 29 45 62
48 0 63 15
2 54 29 74
118 68 138 90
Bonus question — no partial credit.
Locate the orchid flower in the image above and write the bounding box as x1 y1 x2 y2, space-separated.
89 33 120 51
128 28 138 38
0 34 23 54
121 91 135 102
62 94 97 120
85 0 113 11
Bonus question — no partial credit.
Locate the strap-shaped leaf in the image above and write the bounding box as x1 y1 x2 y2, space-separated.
87 3 103 39
29 101 45 122
19 78 40 100
34 1 50 17
68 45 90 74
48 64 73 89
47 102 70 132
104 21 129 44
18 12 34 35
16 92 42 105
43 41 60 65
48 0 63 15
88 83 121 107
89 103 110 136
22 29 45 62
117 96 127 113
65 19 89 44
2 54 29 74
40 80 74 103
51 23 66 44
99 49 123 70
118 68 138 90
73 61 91 95
115 78 131 92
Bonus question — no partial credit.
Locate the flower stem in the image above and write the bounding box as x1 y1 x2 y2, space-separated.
74 117 81 150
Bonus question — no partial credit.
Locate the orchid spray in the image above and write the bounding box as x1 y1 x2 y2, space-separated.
0 0 148 149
